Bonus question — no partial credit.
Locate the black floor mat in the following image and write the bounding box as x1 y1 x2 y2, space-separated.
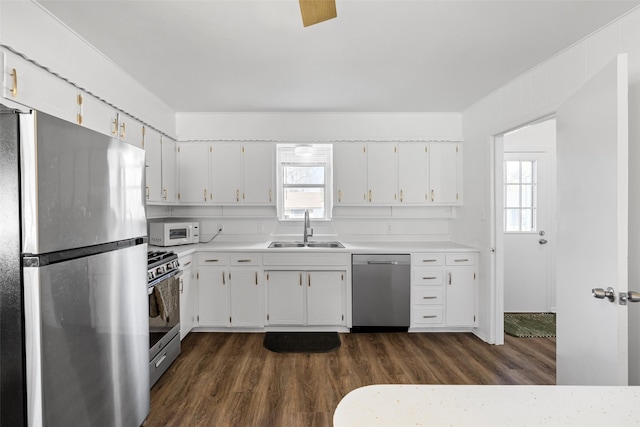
263 332 341 353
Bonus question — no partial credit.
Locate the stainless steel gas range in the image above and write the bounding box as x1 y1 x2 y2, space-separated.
147 250 181 386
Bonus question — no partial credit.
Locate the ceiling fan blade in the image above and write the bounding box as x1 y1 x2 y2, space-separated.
299 0 337 27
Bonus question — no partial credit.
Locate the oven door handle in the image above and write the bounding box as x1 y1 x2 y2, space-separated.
148 270 183 294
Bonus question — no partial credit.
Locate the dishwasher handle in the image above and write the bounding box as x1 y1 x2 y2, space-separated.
367 261 399 265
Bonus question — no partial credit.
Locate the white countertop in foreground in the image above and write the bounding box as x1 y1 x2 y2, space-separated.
333 384 640 426
165 240 478 257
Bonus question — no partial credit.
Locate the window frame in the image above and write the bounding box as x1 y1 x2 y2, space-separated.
276 144 333 221
503 159 538 233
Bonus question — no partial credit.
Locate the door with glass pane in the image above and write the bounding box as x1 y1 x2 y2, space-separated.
503 152 551 312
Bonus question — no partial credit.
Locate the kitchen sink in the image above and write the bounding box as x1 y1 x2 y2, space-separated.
305 242 344 248
268 241 344 249
268 242 306 248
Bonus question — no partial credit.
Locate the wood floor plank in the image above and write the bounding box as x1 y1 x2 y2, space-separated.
146 332 555 426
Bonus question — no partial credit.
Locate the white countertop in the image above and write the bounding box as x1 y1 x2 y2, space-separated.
333 384 640 426
161 240 478 258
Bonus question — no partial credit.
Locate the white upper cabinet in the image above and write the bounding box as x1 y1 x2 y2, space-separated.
177 142 210 203
176 142 274 206
398 143 428 204
117 112 145 149
334 143 367 205
211 143 243 203
429 143 462 205
243 143 274 205
145 128 163 203
2 50 77 123
367 143 397 204
161 136 177 203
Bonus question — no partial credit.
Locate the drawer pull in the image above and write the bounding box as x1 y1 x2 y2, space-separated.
422 296 437 300
422 276 437 280
155 353 167 368
205 259 219 262
183 261 192 267
422 259 437 263
423 315 437 319
237 259 252 263
454 259 469 262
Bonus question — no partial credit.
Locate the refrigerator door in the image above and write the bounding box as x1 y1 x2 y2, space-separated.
24 243 149 427
21 111 146 255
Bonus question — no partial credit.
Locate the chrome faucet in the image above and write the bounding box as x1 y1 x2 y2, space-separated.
303 209 313 243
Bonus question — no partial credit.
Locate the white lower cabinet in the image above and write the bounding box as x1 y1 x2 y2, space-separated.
307 271 346 325
195 253 263 329
411 252 477 329
265 270 346 327
178 254 195 339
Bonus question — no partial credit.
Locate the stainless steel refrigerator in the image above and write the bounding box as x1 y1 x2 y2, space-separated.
0 107 149 426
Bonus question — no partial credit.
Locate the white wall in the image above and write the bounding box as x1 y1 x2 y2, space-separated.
176 112 462 142
458 6 640 380
0 0 176 137
169 112 463 242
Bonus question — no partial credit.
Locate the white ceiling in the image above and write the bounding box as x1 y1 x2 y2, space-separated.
38 0 640 113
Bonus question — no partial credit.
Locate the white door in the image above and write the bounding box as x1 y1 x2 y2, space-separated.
367 143 397 204
556 54 629 385
503 152 550 312
430 143 460 204
243 143 274 205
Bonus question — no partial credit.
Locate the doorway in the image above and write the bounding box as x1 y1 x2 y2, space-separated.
502 119 556 314
494 118 557 344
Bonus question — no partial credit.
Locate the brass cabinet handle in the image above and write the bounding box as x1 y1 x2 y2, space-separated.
431 190 435 202
120 121 126 139
204 189 207 202
236 189 240 202
112 118 118 135
77 114 83 125
145 186 150 199
368 190 372 202
338 190 342 203
400 190 404 202
10 68 17 97
269 189 272 202
163 189 167 200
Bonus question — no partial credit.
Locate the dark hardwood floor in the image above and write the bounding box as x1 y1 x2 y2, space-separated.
146 332 555 427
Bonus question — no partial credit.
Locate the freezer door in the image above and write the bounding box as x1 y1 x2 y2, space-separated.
23 244 149 427
21 111 146 254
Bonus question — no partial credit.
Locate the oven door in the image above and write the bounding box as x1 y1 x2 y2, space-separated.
148 272 181 358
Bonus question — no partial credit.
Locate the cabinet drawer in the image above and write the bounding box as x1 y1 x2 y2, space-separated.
198 253 228 266
412 253 444 266
412 307 443 325
445 253 476 266
412 269 443 285
230 254 261 266
179 254 194 270
413 288 443 305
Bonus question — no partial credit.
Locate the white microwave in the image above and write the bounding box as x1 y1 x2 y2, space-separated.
149 222 199 247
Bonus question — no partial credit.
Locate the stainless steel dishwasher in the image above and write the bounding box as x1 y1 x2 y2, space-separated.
352 254 411 331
